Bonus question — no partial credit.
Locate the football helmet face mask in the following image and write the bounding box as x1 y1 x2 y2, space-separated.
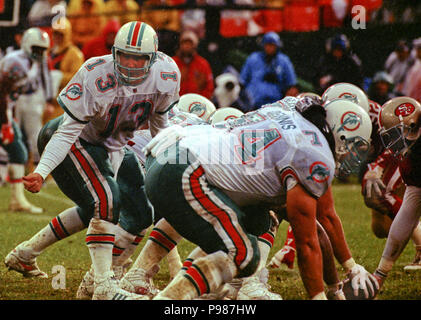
379 97 421 156
176 93 216 122
325 99 372 177
322 82 370 113
112 21 158 85
21 28 50 62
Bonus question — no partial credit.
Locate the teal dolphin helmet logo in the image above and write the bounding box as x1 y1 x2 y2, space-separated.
338 111 361 132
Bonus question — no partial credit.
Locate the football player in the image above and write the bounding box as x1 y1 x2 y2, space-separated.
0 27 50 214
360 97 421 299
361 98 421 272
5 21 180 300
140 96 375 300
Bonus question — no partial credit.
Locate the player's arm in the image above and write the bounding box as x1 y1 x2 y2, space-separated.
286 183 325 299
316 185 379 299
316 186 352 264
23 113 86 193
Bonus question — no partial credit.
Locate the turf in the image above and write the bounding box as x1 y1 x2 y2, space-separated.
0 180 420 300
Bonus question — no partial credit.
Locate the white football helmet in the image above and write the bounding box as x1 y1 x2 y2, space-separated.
297 92 321 100
325 99 372 177
210 107 244 125
112 21 158 85
21 27 50 61
379 96 421 156
176 93 216 122
322 82 369 113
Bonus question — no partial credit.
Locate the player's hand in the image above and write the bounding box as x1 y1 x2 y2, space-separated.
23 173 44 193
1 123 14 145
347 264 380 299
363 167 385 199
143 125 186 157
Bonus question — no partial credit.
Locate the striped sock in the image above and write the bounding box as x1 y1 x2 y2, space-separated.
86 218 115 278
257 230 276 271
25 207 85 254
112 225 145 266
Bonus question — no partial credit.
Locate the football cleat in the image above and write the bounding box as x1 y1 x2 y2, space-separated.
92 271 148 300
237 268 282 300
4 242 48 278
9 200 43 214
76 260 133 299
268 245 295 270
119 266 160 298
404 250 421 271
196 281 242 300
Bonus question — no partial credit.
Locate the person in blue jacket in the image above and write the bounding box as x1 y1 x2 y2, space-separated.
240 32 298 109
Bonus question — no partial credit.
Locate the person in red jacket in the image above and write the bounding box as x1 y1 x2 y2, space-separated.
172 30 214 100
82 18 121 60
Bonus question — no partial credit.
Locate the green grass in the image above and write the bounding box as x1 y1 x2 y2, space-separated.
0 181 420 300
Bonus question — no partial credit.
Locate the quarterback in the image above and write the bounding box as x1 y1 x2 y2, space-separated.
5 21 180 300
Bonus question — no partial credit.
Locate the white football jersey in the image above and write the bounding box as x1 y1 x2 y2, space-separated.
179 102 335 206
0 49 51 114
57 52 180 152
128 107 208 165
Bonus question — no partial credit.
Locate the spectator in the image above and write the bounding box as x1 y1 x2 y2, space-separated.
384 40 415 95
82 18 120 60
212 65 253 113
172 30 214 99
240 31 297 109
67 0 105 49
402 38 421 102
103 0 140 26
46 17 85 122
368 71 395 106
315 33 364 94
27 0 67 27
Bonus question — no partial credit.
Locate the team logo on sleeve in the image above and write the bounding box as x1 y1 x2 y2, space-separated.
394 103 415 117
306 161 330 183
338 111 361 132
61 83 83 101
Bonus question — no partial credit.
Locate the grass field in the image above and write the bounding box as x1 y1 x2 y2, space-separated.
0 180 420 300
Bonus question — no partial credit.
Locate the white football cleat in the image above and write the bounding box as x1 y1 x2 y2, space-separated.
237 268 282 300
119 266 160 298
76 266 94 300
76 260 133 299
404 250 421 271
4 242 48 278
92 271 148 300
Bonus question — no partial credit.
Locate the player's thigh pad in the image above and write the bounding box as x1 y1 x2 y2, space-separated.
145 146 260 278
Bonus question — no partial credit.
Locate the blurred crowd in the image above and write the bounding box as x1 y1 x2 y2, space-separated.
0 0 420 156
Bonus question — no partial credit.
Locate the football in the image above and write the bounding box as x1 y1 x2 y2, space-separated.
342 276 380 300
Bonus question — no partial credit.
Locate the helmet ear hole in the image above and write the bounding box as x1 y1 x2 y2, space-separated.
340 135 346 141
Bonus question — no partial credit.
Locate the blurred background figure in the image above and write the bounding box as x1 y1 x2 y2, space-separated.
384 40 416 95
402 38 421 102
172 30 214 100
104 0 140 26
47 17 85 123
67 0 105 49
315 33 364 94
212 67 253 113
240 31 297 110
27 0 67 27
367 71 395 105
82 18 120 60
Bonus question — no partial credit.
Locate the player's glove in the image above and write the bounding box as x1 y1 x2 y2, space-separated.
143 125 186 157
1 123 14 145
363 166 386 199
344 264 380 299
